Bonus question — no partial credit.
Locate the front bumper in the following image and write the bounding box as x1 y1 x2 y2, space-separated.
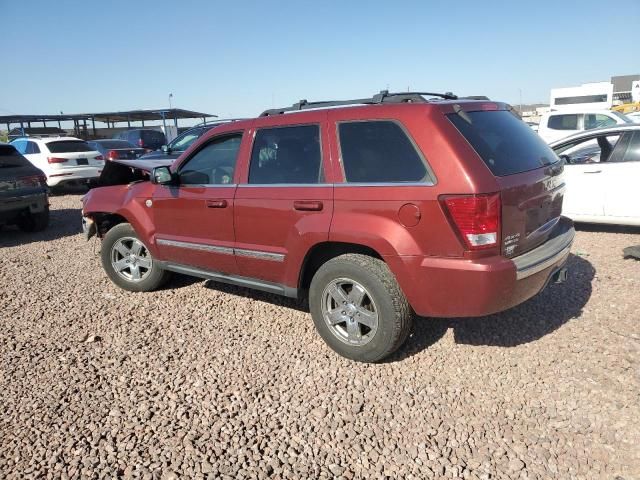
82 216 97 240
388 217 575 318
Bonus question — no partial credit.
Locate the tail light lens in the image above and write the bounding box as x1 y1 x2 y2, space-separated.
441 193 501 250
95 155 104 161
19 174 47 187
137 139 144 147
106 150 119 160
47 157 68 164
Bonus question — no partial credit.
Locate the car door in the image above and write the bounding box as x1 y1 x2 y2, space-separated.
603 130 640 221
152 132 246 274
555 133 621 219
233 116 333 289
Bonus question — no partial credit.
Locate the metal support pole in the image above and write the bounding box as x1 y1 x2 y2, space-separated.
58 120 61 129
43 120 47 127
161 112 167 132
27 121 31 128
127 114 131 128
92 117 96 136
141 119 145 127
20 121 24 136
174 113 178 128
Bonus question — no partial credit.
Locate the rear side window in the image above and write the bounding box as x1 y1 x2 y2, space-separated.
584 114 616 130
249 125 322 184
0 145 31 167
338 121 428 183
609 131 640 163
47 140 92 153
142 130 166 144
448 110 558 176
548 114 579 130
26 141 41 154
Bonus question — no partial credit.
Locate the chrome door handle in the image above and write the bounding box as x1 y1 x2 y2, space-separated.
206 199 228 208
294 200 323 211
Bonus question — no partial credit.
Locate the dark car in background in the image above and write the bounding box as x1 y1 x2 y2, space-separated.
88 140 145 161
139 120 242 160
0 144 49 232
114 129 166 152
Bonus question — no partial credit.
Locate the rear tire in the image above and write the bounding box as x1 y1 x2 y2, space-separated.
100 223 170 292
309 253 413 362
17 207 50 232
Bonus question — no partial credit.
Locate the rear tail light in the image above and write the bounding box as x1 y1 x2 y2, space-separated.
95 155 104 161
19 174 47 187
441 193 501 250
137 139 144 147
107 150 120 160
47 157 68 164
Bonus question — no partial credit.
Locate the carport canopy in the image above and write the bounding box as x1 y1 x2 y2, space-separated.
1 108 217 136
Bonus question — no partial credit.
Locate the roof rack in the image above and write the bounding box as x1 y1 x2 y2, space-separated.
260 90 459 116
192 118 248 128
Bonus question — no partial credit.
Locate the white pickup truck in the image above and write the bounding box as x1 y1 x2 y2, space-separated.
537 110 632 143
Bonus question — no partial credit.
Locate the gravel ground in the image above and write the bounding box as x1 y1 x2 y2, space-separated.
1 194 639 480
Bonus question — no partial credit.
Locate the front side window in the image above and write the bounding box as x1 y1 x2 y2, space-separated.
554 134 621 164
178 134 242 185
248 125 322 184
338 121 428 183
584 114 616 130
548 114 579 130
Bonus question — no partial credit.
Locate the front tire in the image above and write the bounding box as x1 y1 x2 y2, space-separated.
100 223 169 292
309 254 413 362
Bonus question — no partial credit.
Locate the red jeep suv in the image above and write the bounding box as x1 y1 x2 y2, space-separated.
82 91 574 362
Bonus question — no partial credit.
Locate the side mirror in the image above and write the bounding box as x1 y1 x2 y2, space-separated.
161 145 171 153
151 166 174 185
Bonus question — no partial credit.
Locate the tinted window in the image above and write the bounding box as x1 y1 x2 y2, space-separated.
448 110 558 176
548 114 579 130
609 131 640 163
249 125 322 184
338 121 427 183
170 128 206 151
179 134 242 185
47 140 92 153
141 130 166 145
584 114 616 130
0 145 31 167
26 141 41 154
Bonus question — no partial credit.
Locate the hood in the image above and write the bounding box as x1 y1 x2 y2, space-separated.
111 158 174 172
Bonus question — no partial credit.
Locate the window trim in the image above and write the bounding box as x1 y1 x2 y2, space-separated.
245 122 325 186
175 131 244 187
335 119 437 186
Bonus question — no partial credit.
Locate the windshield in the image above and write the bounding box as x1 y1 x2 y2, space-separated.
448 110 559 176
169 128 204 151
611 111 633 123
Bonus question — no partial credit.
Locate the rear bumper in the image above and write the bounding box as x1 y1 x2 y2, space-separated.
388 217 575 318
0 192 48 221
47 167 102 187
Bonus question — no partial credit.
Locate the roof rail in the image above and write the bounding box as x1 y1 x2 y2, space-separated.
260 90 459 116
192 118 248 128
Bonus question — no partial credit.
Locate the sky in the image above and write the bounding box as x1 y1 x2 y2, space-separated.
1 0 639 124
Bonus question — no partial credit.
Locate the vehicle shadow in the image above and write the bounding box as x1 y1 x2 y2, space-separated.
0 208 82 247
390 254 595 361
575 222 640 235
202 281 309 313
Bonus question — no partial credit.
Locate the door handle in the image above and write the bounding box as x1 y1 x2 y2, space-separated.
206 199 228 208
294 200 323 211
583 170 602 174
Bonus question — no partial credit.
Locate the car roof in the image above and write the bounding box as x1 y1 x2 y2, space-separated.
549 124 640 146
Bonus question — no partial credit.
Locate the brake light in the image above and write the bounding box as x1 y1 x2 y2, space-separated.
95 155 104 161
441 193 501 250
47 157 68 164
19 174 47 187
137 139 144 147
106 150 119 160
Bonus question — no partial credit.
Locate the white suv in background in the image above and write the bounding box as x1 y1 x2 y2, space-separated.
537 110 632 143
10 137 104 187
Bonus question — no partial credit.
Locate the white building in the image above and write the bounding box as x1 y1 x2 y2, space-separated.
550 81 613 112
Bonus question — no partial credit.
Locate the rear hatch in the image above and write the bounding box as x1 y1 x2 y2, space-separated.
45 140 103 168
0 145 46 197
447 106 565 258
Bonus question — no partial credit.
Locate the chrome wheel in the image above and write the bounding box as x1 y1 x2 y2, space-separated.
110 236 153 282
321 278 378 346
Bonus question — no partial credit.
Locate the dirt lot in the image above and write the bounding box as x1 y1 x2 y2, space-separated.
1 194 639 479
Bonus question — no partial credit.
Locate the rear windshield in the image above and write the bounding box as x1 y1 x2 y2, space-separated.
448 110 559 176
141 131 165 143
0 145 31 167
47 140 93 153
98 140 136 149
